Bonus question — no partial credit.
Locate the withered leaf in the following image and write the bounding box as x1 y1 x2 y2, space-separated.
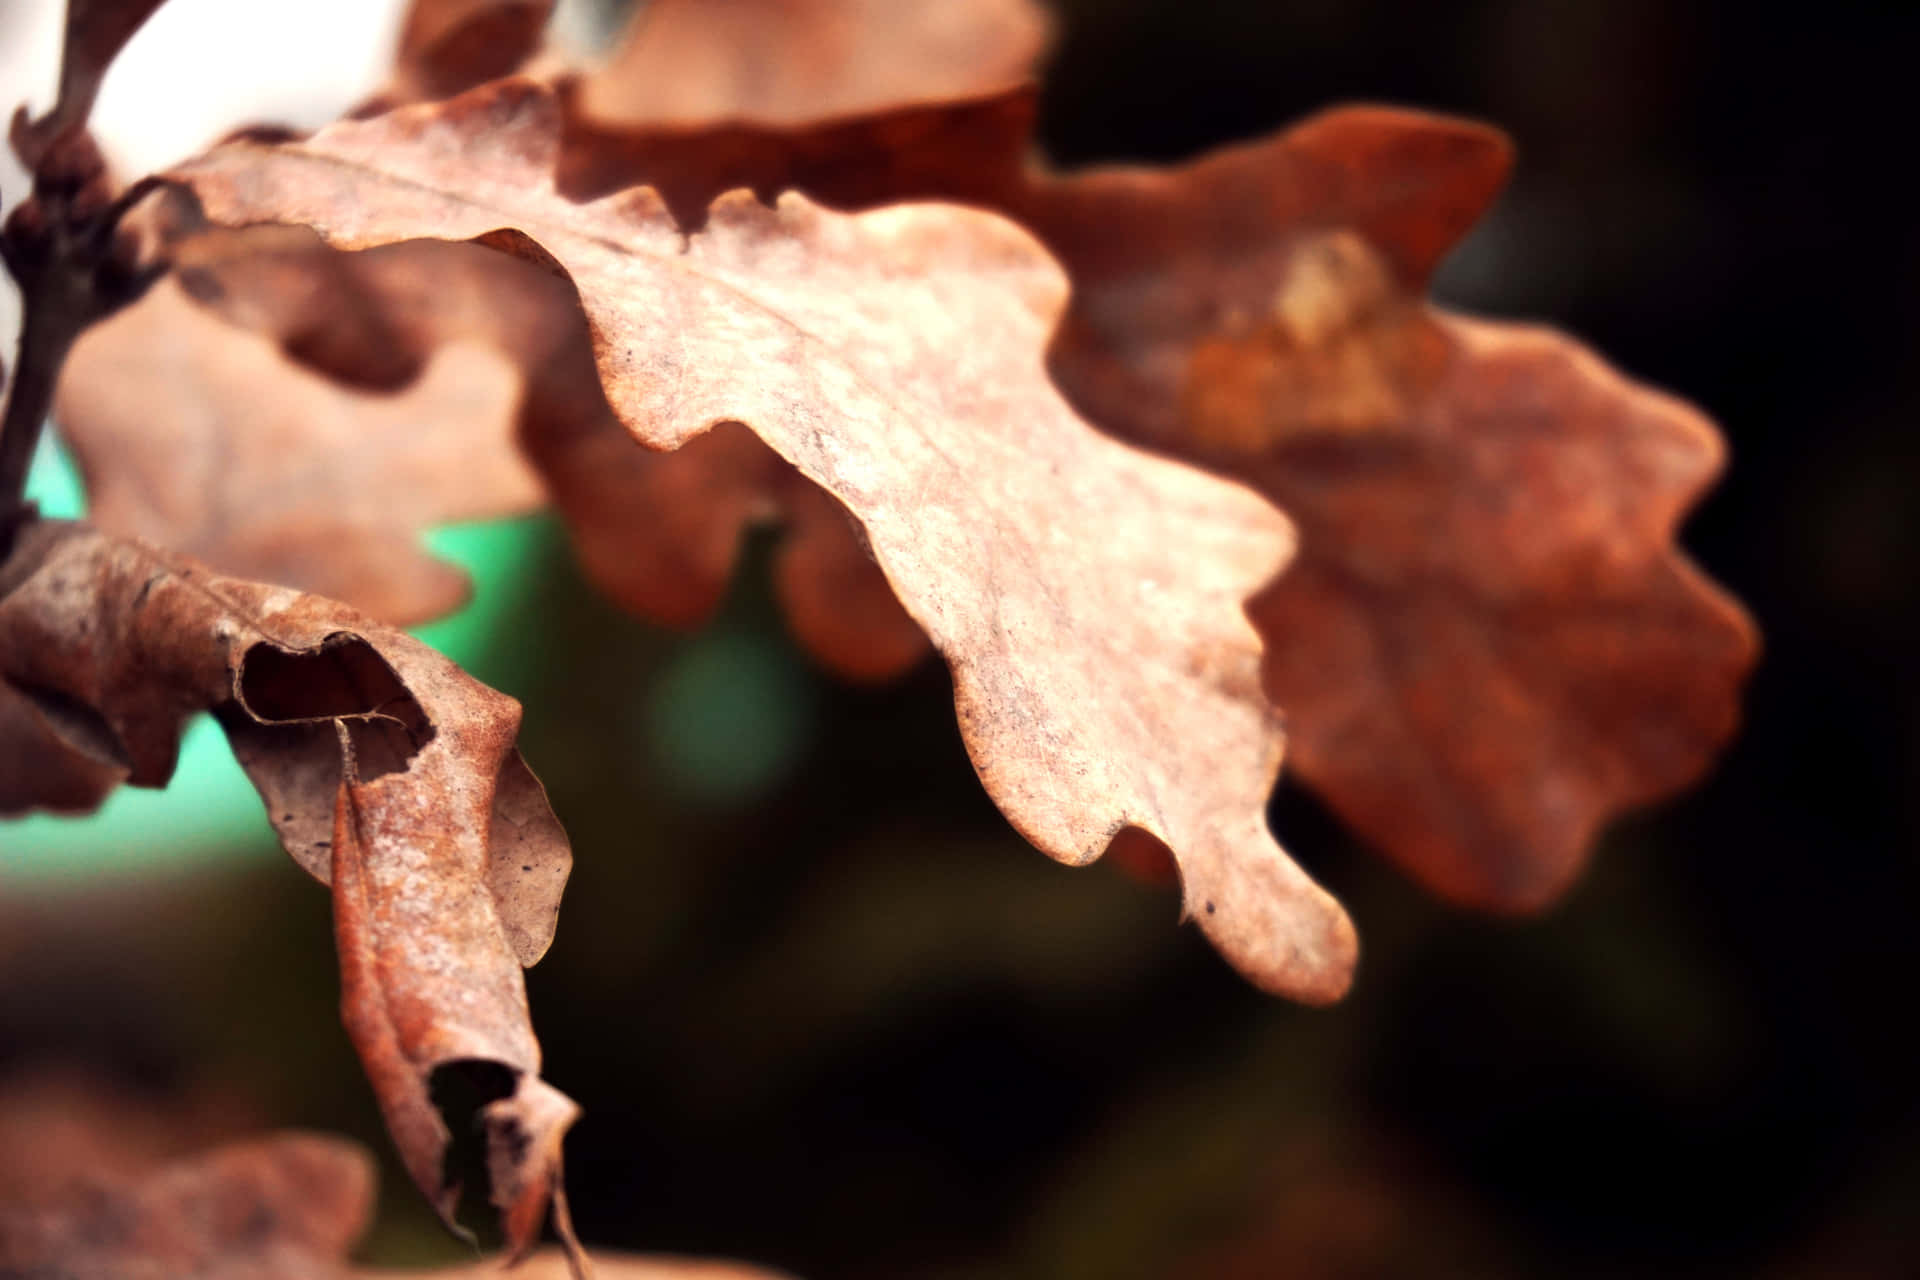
547 90 1757 908
538 416 930 682
0 1131 374 1280
1022 108 1761 908
169 80 1357 1002
0 518 577 1249
56 267 542 625
70 203 924 673
580 0 1050 126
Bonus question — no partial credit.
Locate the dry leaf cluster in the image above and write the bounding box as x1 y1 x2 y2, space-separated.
0 0 1757 1270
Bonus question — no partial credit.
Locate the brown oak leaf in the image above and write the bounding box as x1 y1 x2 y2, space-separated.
65 203 926 674
0 1131 375 1280
0 518 577 1251
1018 109 1761 909
55 272 540 624
546 88 1757 909
579 0 1050 126
168 79 1357 1003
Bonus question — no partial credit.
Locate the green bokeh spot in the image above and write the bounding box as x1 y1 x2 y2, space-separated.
644 628 814 806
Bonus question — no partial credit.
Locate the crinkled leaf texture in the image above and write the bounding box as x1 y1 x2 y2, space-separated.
169 79 1358 1003
0 519 575 1252
61 207 923 672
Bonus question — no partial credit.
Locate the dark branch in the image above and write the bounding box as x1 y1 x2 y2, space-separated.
0 134 167 545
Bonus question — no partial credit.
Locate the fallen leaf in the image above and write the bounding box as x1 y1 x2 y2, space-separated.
169 80 1357 1003
579 0 1050 126
0 518 577 1247
0 1131 374 1280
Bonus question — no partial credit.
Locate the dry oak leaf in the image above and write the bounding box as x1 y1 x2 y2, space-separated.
169 79 1357 1002
0 1131 374 1280
55 272 541 624
579 0 1050 126
1020 108 1761 909
542 88 1756 903
112 210 926 675
0 518 577 1252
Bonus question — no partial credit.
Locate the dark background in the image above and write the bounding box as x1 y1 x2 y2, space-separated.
4 1 1917 1276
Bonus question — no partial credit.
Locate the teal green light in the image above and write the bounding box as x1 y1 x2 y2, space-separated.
1 428 552 880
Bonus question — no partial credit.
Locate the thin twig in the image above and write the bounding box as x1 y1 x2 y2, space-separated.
0 155 168 542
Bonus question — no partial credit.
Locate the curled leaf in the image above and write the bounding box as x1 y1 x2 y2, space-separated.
59 202 924 673
169 80 1356 1002
0 518 576 1245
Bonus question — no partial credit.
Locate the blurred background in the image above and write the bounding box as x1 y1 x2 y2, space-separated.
2 0 1916 1276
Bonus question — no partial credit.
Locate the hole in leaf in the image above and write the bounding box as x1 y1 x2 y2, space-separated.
236 634 433 780
429 1058 521 1246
